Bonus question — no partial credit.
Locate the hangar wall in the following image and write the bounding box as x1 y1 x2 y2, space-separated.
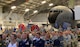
1 12 49 28
31 13 48 22
2 13 24 28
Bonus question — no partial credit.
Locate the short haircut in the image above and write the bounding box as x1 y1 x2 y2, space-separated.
36 33 41 36
12 34 17 39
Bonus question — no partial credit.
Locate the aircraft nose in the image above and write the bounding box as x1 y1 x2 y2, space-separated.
48 11 60 24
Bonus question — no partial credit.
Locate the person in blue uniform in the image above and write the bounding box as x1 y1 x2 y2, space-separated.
54 38 60 47
18 33 32 47
58 32 64 47
33 33 45 47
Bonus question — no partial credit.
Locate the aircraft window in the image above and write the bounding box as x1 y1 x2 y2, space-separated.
50 11 53 12
60 11 62 13
49 10 63 13
54 10 58 12
53 10 63 12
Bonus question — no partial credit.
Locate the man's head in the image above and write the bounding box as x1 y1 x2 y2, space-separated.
2 34 7 40
36 33 41 39
21 32 27 40
10 34 17 40
16 32 21 38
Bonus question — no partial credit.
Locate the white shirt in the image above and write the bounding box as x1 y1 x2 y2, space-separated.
8 42 17 47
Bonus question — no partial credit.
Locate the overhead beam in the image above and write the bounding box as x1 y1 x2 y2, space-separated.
8 0 26 6
0 1 8 4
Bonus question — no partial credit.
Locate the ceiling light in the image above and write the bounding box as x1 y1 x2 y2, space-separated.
41 1 46 4
25 9 30 12
33 10 38 13
11 6 16 9
12 0 16 1
49 3 54 6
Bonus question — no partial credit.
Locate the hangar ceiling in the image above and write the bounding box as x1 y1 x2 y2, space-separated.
0 0 69 13
0 0 78 21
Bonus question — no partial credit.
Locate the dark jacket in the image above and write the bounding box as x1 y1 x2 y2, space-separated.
33 39 45 47
54 39 60 47
18 39 31 47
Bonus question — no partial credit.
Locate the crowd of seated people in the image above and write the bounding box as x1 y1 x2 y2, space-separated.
0 28 79 47
0 25 79 47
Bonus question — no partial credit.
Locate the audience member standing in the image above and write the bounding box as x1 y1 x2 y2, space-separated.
45 33 53 47
18 33 31 47
58 32 64 47
8 34 18 47
33 33 45 47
